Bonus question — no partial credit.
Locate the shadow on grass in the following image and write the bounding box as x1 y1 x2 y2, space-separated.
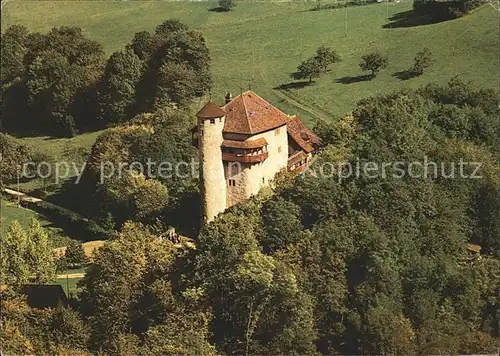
392 70 417 81
335 75 372 84
383 10 444 29
208 7 229 12
46 176 94 217
275 81 312 90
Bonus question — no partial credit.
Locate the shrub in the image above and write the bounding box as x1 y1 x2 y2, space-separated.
412 48 433 76
218 0 235 11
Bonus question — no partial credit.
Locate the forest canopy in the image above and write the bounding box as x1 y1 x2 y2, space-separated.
0 20 211 137
3 77 498 355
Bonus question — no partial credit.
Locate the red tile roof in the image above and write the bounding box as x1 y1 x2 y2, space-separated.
222 138 268 149
222 91 290 134
196 101 226 119
287 115 320 153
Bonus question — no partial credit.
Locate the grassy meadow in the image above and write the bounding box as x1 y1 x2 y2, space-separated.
11 130 103 192
56 274 82 297
2 0 498 126
0 198 71 247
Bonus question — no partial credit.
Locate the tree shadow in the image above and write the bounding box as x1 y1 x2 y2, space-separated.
383 10 439 29
290 71 307 81
335 75 372 84
208 7 229 12
392 70 416 81
274 81 312 90
45 176 95 217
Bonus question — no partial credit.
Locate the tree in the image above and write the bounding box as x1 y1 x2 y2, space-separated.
295 46 341 83
18 27 105 136
1 219 56 286
96 48 143 125
0 292 90 354
153 62 198 110
1 222 31 286
0 133 33 184
1 25 28 85
218 0 235 11
296 57 323 83
81 108 197 229
26 219 57 284
261 197 303 253
194 205 317 355
412 47 433 76
142 310 216 355
413 0 484 21
359 52 388 78
134 20 212 113
129 31 156 60
64 240 87 269
99 171 168 226
78 222 182 350
1 26 105 136
315 45 342 72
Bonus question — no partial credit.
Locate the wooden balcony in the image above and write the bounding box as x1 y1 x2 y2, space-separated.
222 151 268 163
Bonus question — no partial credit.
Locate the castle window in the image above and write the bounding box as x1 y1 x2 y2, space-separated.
275 127 280 136
278 146 282 153
229 179 236 187
210 119 215 124
262 177 265 184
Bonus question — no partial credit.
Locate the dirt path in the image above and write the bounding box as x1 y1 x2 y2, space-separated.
57 273 85 279
2 188 42 203
53 240 106 259
273 89 333 121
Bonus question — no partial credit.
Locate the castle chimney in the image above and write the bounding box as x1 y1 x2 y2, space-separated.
225 92 232 104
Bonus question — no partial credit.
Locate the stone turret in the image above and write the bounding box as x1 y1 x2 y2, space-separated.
196 101 227 222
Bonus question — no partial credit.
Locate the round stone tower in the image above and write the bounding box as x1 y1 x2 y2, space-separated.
196 101 227 223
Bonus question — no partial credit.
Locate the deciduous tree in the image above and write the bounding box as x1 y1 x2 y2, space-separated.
295 46 341 83
1 219 56 286
359 51 388 78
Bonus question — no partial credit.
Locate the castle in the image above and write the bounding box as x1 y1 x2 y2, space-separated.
193 90 319 222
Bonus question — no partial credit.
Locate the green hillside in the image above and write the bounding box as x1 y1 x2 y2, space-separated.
2 1 498 124
0 198 70 247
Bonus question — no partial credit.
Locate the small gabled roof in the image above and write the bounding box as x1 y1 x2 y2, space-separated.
196 101 226 119
22 284 68 309
465 243 482 253
222 91 290 134
287 115 320 153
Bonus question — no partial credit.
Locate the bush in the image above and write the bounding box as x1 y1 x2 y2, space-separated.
412 48 433 76
218 0 235 11
413 0 485 21
311 0 377 10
